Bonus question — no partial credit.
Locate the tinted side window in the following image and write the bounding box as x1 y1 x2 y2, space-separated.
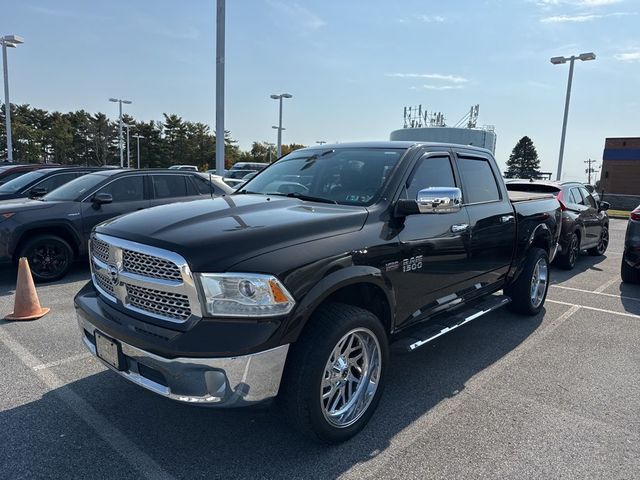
36 172 80 193
579 187 596 208
570 187 586 206
565 188 578 204
192 175 221 195
152 175 188 199
457 157 500 204
404 156 456 200
97 176 144 202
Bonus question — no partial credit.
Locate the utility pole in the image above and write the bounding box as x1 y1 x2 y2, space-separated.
584 158 599 185
215 0 225 176
109 98 132 167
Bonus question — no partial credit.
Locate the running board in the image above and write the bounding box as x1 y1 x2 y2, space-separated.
393 295 511 353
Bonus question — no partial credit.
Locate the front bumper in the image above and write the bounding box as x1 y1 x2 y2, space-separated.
77 312 290 407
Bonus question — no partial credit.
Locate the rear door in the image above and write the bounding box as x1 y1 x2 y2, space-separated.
393 150 472 325
80 174 149 240
454 150 516 286
578 186 601 247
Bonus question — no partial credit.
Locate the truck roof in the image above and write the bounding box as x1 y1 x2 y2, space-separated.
298 141 493 154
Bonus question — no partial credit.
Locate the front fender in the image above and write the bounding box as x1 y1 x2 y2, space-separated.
280 265 396 344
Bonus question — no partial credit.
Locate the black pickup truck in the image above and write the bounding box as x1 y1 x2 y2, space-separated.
75 142 561 443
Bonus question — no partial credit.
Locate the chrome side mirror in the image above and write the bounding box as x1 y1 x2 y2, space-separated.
416 187 462 214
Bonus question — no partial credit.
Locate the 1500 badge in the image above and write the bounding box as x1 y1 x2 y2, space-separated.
402 255 423 272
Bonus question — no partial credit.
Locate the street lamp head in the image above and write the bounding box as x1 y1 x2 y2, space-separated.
270 94 280 99
578 52 596 61
122 100 132 104
550 56 567 65
2 35 24 46
282 93 292 99
109 98 118 102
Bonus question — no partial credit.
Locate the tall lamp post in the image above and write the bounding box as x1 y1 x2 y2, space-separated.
123 123 131 168
550 52 595 181
132 134 145 169
316 140 326 145
265 141 275 163
270 93 292 158
109 97 132 167
1 34 24 163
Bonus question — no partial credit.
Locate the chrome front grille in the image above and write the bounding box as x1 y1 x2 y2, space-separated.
89 233 201 323
126 284 191 321
123 249 182 280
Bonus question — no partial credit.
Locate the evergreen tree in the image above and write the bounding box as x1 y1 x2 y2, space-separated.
504 136 541 179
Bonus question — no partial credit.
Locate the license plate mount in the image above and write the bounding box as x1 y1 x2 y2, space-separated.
95 331 124 371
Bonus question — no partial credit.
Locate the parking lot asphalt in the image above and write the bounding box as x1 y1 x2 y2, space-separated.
0 218 639 479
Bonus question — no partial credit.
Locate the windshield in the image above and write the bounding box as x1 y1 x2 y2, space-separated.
44 173 109 201
0 169 50 193
237 148 405 206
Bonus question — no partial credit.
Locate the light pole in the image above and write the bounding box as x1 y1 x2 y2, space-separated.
1 35 24 163
215 0 226 176
265 141 275 163
550 52 595 181
132 134 145 169
316 141 327 145
109 97 132 167
123 123 131 168
270 93 292 158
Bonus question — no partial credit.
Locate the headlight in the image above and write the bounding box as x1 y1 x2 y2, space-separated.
197 273 295 317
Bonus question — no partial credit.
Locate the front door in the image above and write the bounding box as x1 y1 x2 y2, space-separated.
393 151 472 326
81 175 149 241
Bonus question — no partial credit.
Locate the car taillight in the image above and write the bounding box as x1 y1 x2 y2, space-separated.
631 209 640 221
554 191 567 211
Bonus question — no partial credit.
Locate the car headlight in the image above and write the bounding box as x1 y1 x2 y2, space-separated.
197 273 295 317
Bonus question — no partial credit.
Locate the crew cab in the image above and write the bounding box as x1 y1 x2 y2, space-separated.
0 169 231 282
74 142 561 443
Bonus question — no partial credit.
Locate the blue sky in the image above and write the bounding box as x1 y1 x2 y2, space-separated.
3 0 639 181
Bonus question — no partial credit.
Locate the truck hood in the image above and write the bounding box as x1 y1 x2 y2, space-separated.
95 194 369 272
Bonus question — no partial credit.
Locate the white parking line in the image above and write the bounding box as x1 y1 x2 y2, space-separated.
594 277 620 293
546 299 640 319
32 352 92 371
551 285 640 303
0 327 176 480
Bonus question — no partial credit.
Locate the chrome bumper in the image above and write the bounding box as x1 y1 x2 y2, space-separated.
77 314 289 407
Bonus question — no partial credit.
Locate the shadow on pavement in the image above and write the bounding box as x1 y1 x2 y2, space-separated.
0 309 543 479
551 254 607 284
619 281 640 316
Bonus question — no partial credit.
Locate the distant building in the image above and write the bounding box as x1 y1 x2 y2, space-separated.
390 127 497 153
599 137 640 195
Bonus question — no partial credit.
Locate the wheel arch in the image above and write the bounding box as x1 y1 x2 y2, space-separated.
13 223 82 262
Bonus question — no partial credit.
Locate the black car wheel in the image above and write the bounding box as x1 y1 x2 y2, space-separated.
279 302 388 443
19 235 74 283
506 247 549 315
588 225 609 256
556 232 579 270
621 260 640 284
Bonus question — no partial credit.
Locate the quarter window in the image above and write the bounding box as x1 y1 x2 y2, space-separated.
570 187 586 206
579 187 596 208
404 156 456 200
457 157 500 204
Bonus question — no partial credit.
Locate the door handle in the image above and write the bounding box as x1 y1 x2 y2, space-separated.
451 223 469 233
500 215 515 223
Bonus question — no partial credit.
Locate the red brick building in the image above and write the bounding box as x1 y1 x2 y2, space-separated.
599 137 640 195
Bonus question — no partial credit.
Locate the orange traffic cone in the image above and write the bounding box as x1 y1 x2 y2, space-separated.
5 257 50 321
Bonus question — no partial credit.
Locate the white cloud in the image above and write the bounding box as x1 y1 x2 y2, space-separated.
614 51 640 61
414 15 446 23
386 73 468 83
419 84 464 90
541 11 634 22
534 0 624 6
267 1 326 31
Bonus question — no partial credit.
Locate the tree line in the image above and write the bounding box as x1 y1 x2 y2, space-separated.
0 104 304 170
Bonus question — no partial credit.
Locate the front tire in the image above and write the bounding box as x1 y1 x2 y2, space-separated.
279 303 388 443
588 225 609 256
18 234 74 283
505 247 549 315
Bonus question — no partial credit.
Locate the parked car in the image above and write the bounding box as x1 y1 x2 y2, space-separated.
0 167 103 201
223 169 257 188
75 141 561 443
506 180 609 269
0 163 61 186
622 205 640 283
168 165 199 171
0 169 231 282
228 162 268 172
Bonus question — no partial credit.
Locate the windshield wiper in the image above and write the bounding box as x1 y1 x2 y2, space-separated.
276 192 337 204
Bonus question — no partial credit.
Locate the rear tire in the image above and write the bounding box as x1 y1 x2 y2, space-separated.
621 260 640 284
279 302 388 443
505 248 549 316
588 225 609 256
18 234 74 283
555 232 579 270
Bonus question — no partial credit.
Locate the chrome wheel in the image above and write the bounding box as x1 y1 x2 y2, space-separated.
568 235 579 267
530 257 548 308
320 328 381 428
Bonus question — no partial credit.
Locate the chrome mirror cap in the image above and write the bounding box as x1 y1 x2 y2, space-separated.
416 187 462 214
